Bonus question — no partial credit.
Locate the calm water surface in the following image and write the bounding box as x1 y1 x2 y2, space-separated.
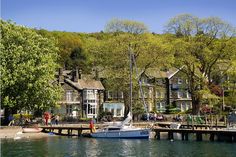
1 136 236 157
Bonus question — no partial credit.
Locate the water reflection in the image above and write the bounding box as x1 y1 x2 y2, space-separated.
2 137 236 157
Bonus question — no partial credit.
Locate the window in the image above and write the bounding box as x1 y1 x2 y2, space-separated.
116 108 122 116
156 102 161 109
108 128 120 131
178 78 183 84
107 91 113 99
185 79 188 84
182 102 187 111
156 91 165 98
177 91 183 98
141 77 147 84
66 105 72 114
107 91 123 100
103 103 124 117
66 91 72 102
118 92 123 99
186 92 190 98
156 102 166 111
86 90 96 99
139 90 148 98
156 91 161 98
111 109 114 115
84 89 97 118
143 90 148 98
87 104 96 115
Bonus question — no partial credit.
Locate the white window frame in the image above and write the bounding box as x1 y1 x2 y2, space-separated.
83 89 97 118
66 91 73 102
177 91 183 98
186 92 190 98
66 105 72 114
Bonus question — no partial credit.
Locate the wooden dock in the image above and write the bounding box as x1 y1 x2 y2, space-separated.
40 122 236 142
41 126 91 136
153 127 236 142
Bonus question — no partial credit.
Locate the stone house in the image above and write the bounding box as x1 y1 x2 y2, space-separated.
136 68 192 113
167 69 192 112
55 69 104 119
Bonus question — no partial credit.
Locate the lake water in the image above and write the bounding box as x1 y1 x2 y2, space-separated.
1 136 236 157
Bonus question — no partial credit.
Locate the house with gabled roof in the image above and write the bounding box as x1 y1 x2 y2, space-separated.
144 67 192 112
99 67 192 117
55 68 104 119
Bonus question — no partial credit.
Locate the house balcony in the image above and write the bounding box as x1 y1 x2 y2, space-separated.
171 84 179 90
171 84 188 90
58 100 80 104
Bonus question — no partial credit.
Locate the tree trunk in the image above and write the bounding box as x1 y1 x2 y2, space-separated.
123 90 130 118
3 107 10 125
191 93 201 115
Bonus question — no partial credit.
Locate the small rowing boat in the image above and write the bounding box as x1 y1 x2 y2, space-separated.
22 128 42 133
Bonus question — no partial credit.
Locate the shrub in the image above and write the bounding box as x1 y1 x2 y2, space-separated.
13 114 33 120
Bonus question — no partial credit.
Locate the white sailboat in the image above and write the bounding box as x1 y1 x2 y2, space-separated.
90 48 150 139
90 112 150 138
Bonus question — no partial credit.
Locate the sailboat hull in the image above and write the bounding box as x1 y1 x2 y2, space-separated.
91 128 150 139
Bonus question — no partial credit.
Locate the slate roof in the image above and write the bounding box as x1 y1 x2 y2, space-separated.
65 79 105 90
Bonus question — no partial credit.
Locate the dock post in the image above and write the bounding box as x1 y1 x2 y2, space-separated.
156 131 160 140
210 133 215 141
182 133 189 141
78 129 82 136
191 116 194 130
168 131 174 140
58 129 62 135
233 135 236 142
196 133 202 141
210 115 213 129
181 133 185 141
185 133 188 141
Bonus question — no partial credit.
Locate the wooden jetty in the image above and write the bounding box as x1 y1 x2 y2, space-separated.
40 122 236 142
155 122 227 130
41 126 91 136
153 127 236 142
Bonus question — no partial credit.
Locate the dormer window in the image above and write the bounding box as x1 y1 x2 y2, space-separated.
178 78 183 84
141 77 148 84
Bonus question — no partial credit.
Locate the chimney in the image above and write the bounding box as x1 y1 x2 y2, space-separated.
79 69 82 79
73 67 79 82
58 68 64 83
93 68 99 80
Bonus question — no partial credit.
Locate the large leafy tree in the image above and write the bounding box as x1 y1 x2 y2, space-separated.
105 18 149 34
0 20 62 115
36 30 83 69
86 32 174 116
165 14 236 114
67 47 91 72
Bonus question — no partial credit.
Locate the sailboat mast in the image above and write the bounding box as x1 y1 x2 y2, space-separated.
129 46 133 118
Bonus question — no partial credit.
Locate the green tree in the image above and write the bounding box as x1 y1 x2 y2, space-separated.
224 53 236 108
0 20 62 116
105 18 149 34
66 47 91 72
86 33 174 116
36 30 83 68
165 14 236 114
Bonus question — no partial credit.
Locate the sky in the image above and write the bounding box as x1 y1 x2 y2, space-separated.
1 0 236 33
